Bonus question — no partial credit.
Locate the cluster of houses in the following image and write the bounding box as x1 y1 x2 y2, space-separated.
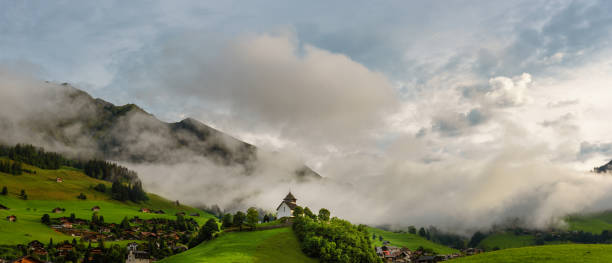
375 245 480 262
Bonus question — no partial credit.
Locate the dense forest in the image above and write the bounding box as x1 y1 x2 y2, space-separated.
292 207 381 263
0 160 22 175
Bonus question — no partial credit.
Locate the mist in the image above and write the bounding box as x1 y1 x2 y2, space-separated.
4 30 612 236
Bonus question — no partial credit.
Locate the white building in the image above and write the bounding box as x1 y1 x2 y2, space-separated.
276 192 297 218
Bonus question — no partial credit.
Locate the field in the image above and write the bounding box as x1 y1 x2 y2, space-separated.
478 232 535 250
0 163 213 245
368 227 459 254
567 211 612 234
159 227 318 263
450 244 612 262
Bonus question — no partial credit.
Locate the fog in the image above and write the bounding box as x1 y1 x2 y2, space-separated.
4 32 612 236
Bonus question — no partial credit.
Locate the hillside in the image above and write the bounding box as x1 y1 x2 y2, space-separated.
450 244 612 262
158 227 318 263
368 227 459 254
0 161 214 245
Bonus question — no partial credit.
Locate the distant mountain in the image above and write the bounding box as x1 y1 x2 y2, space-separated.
594 160 612 173
0 83 320 179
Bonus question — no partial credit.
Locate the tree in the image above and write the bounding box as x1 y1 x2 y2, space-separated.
233 211 245 230
77 193 87 200
19 189 27 200
468 231 486 248
41 214 50 224
408 226 417 234
196 218 219 243
93 183 106 193
1 186 6 195
246 207 259 230
221 213 233 229
304 207 316 220
263 214 270 223
318 208 330 222
293 206 304 217
418 227 427 237
69 213 76 222
379 235 383 241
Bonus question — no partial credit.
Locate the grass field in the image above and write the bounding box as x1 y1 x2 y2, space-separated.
368 227 459 254
159 227 318 263
0 163 213 245
567 211 612 234
478 232 535 250
450 244 612 262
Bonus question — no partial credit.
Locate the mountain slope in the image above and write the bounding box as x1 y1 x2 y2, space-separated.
0 82 320 179
450 244 612 263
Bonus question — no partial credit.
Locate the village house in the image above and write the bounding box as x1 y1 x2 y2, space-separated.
376 246 412 263
139 208 151 213
52 207 64 213
57 243 74 256
6 215 16 222
56 177 63 183
62 222 73 228
91 206 100 212
27 241 48 257
87 248 103 261
276 192 298 218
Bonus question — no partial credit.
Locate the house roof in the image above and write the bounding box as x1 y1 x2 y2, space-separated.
13 256 45 263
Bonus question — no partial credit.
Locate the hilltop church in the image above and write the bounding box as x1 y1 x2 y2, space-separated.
276 192 297 218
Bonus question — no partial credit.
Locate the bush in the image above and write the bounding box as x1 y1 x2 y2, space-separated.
77 193 87 200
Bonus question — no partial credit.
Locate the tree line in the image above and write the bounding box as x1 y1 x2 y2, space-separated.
292 206 381 263
0 160 22 175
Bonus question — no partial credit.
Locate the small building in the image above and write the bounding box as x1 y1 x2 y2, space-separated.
126 250 150 263
62 222 73 228
28 240 44 250
139 208 151 213
52 207 64 213
56 177 63 183
91 206 100 212
276 192 298 218
6 215 16 222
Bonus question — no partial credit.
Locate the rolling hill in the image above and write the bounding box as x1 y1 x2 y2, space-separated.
450 244 612 262
0 160 214 245
368 227 459 254
158 227 318 263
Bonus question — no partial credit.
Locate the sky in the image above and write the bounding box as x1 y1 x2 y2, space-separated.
3 0 612 233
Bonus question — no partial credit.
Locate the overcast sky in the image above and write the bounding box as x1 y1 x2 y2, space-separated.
3 0 612 230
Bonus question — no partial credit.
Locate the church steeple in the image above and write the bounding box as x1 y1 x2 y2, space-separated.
284 192 297 205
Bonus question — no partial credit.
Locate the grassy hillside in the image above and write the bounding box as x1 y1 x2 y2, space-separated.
159 227 318 263
567 211 612 234
0 162 213 245
478 232 535 250
368 227 458 254
450 244 612 262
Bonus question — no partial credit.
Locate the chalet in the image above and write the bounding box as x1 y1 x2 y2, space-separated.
52 207 64 213
140 208 151 213
28 240 44 250
57 243 74 256
6 215 16 222
91 206 100 212
12 256 45 263
56 177 63 183
276 192 297 218
0 204 8 210
87 248 103 261
62 222 73 228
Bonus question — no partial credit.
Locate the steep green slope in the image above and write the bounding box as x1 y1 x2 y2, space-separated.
0 162 213 245
159 227 318 263
368 227 458 254
450 244 612 262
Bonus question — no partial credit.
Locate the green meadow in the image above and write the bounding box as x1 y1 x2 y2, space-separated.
450 244 612 263
368 227 459 254
478 232 536 250
159 227 318 263
0 163 213 245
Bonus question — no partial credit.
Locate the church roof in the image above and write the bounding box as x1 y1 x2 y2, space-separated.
284 192 296 201
276 200 297 211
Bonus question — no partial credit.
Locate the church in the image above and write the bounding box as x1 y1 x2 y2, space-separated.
276 192 297 218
